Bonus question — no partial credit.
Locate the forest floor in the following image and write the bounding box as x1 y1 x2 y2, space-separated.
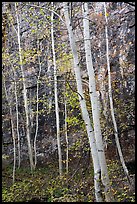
2 159 135 202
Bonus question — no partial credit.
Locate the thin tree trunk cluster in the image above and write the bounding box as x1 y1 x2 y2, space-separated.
3 77 16 183
103 2 131 187
2 2 134 202
63 2 114 202
15 3 34 171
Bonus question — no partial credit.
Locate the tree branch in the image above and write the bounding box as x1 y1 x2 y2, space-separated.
66 80 84 100
26 4 66 24
123 2 135 7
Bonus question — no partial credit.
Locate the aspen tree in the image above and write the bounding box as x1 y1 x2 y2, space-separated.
12 64 21 168
51 2 63 176
33 38 42 168
104 2 131 187
63 2 103 201
15 3 34 171
3 2 21 169
82 3 114 202
3 76 16 183
64 80 69 174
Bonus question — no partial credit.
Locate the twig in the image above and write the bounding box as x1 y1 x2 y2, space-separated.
26 4 65 24
66 80 84 100
123 2 135 7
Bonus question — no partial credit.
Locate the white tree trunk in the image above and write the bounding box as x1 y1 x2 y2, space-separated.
64 82 69 174
12 65 21 168
82 3 114 202
63 3 103 202
3 77 16 183
51 2 63 176
98 63 108 121
47 45 53 115
104 2 131 186
15 3 34 171
34 38 42 168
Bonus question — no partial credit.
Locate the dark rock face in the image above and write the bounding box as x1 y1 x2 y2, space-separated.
125 160 135 174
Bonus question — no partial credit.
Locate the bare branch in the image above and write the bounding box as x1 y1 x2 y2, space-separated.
26 4 66 24
123 2 135 7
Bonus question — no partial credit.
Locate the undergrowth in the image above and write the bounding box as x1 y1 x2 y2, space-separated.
2 160 135 202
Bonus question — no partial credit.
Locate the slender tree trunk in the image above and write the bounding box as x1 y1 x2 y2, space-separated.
15 3 34 171
34 38 42 168
3 3 21 169
82 3 114 202
97 59 108 121
63 3 103 202
64 80 69 174
3 76 16 183
104 2 131 187
47 47 53 135
47 45 53 115
12 65 21 168
51 2 63 176
119 49 124 79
